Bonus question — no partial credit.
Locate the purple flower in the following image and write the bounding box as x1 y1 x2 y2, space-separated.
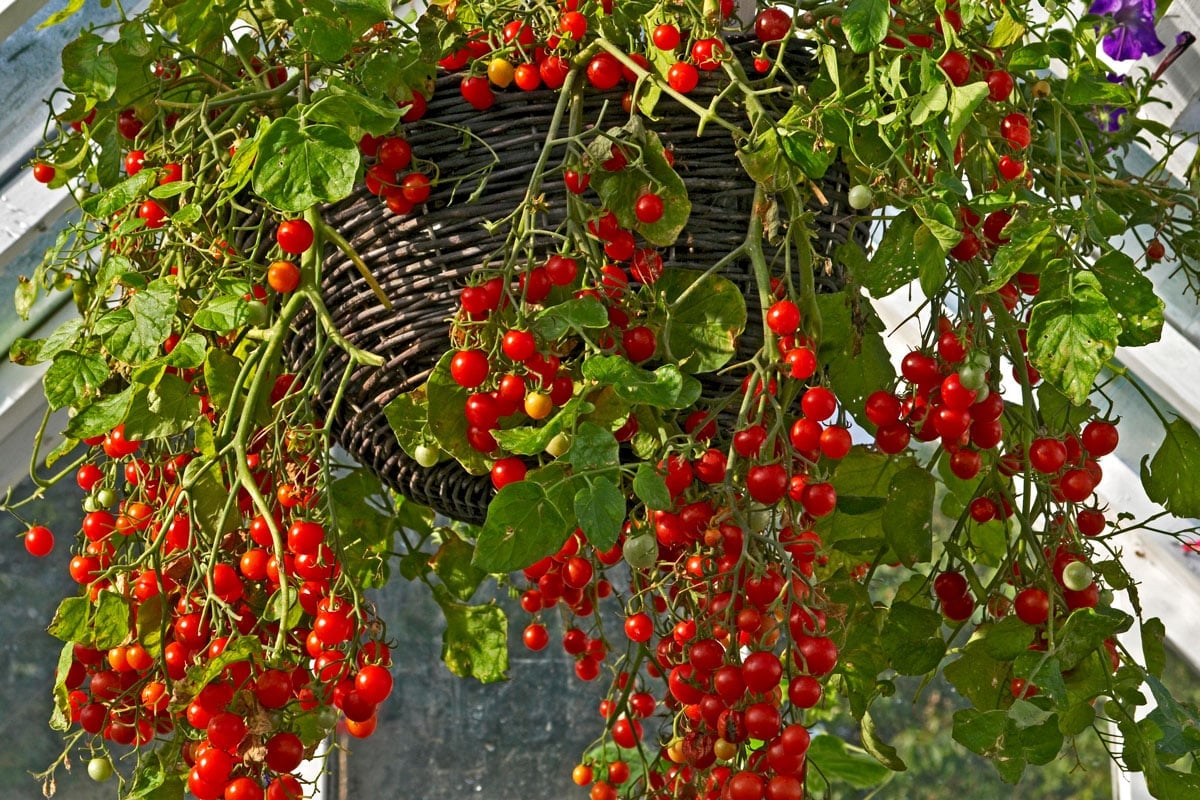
1089 0 1166 61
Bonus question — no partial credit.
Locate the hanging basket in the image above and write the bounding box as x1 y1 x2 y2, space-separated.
288 42 864 525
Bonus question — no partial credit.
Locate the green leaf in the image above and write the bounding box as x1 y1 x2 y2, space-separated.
633 462 673 509
136 594 165 656
533 295 609 341
1027 272 1121 405
910 83 948 126
80 169 158 218
984 215 1056 291
952 708 1010 759
568 422 620 471
1036 381 1097 430
1142 417 1200 518
581 357 701 409
978 616 1037 661
430 528 487 602
882 467 934 567
95 279 176 363
1063 72 1133 107
859 210 920 297
740 128 799 188
574 477 625 551
252 118 360 212
384 387 436 462
47 597 92 645
806 734 893 788
655 269 747 374
307 82 405 136
881 601 946 675
179 636 263 700
61 31 118 101
426 352 489 474
860 711 907 771
945 630 1012 710
841 0 891 54
203 347 243 414
293 14 356 61
492 396 594 456
192 295 260 333
1142 617 1167 677
123 373 200 439
1056 607 1131 670
474 465 578 572
947 82 991 145
586 119 690 246
330 469 396 589
49 642 75 731
822 295 897 426
44 350 108 410
64 389 134 440
435 591 508 684
778 129 834 181
1089 250 1164 346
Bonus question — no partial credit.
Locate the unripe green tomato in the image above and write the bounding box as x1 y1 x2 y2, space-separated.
958 362 987 392
314 705 338 730
95 487 117 508
245 300 269 328
545 433 571 458
413 444 440 468
88 757 114 782
623 535 658 570
1062 561 1093 592
82 496 99 513
847 184 874 210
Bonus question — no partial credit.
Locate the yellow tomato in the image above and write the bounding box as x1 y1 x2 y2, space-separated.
488 58 515 89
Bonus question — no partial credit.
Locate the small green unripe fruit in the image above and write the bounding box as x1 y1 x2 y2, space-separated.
847 184 874 210
1062 561 1093 592
88 757 114 783
413 444 440 468
623 535 658 570
545 433 571 458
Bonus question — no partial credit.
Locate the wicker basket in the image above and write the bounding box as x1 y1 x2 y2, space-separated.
288 43 863 525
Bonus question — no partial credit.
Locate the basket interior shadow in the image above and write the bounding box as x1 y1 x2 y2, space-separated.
288 43 865 525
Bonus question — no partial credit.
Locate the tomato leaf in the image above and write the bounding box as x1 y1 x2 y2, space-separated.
474 464 578 572
806 735 892 789
64 389 134 440
983 214 1056 291
430 528 488 602
1055 607 1131 670
633 462 673 510
880 601 945 675
331 469 396 589
947 82 990 145
1141 417 1200 518
61 31 118 101
492 396 594 456
581 357 701 409
435 588 509 684
384 387 438 462
882 467 934 568
192 295 260 333
819 292 896 424
533 295 609 341
857 210 921 297
293 14 356 62
1027 272 1121 405
1089 249 1165 346
123 372 200 439
860 712 907 771
49 642 75 732
568 422 620 471
841 0 891 54
574 476 624 551
655 269 747 374
44 350 108 410
252 117 360 211
81 170 158 220
307 80 405 136
47 597 92 646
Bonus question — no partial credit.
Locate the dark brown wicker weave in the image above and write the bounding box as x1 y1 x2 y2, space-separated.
289 43 863 525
